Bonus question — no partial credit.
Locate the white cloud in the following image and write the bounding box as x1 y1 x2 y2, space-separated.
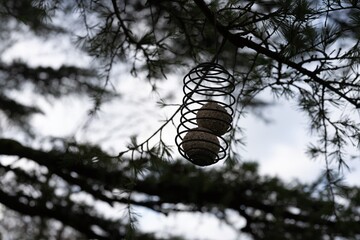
259 144 323 183
138 209 244 240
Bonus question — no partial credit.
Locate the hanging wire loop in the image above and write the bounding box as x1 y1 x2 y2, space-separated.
175 62 235 166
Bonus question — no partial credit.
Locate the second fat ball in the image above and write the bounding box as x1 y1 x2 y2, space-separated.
182 127 220 166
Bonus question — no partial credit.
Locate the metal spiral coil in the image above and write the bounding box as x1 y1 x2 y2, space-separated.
175 62 235 166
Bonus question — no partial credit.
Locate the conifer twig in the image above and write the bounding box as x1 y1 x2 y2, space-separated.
117 38 228 157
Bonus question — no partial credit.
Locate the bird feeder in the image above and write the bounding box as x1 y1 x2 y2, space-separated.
175 62 235 166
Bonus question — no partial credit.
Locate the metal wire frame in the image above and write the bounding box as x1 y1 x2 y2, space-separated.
175 62 235 166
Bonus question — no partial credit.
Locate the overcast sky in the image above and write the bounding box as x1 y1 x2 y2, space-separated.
3 29 360 239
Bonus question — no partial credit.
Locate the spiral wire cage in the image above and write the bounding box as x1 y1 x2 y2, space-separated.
175 62 235 166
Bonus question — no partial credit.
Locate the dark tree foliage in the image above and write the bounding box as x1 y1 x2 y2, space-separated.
1 139 360 239
0 0 360 239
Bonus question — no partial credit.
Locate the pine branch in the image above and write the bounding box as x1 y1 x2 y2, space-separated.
0 188 117 239
193 0 360 108
1 138 359 238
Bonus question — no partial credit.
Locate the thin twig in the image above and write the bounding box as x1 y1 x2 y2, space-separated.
117 38 228 157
